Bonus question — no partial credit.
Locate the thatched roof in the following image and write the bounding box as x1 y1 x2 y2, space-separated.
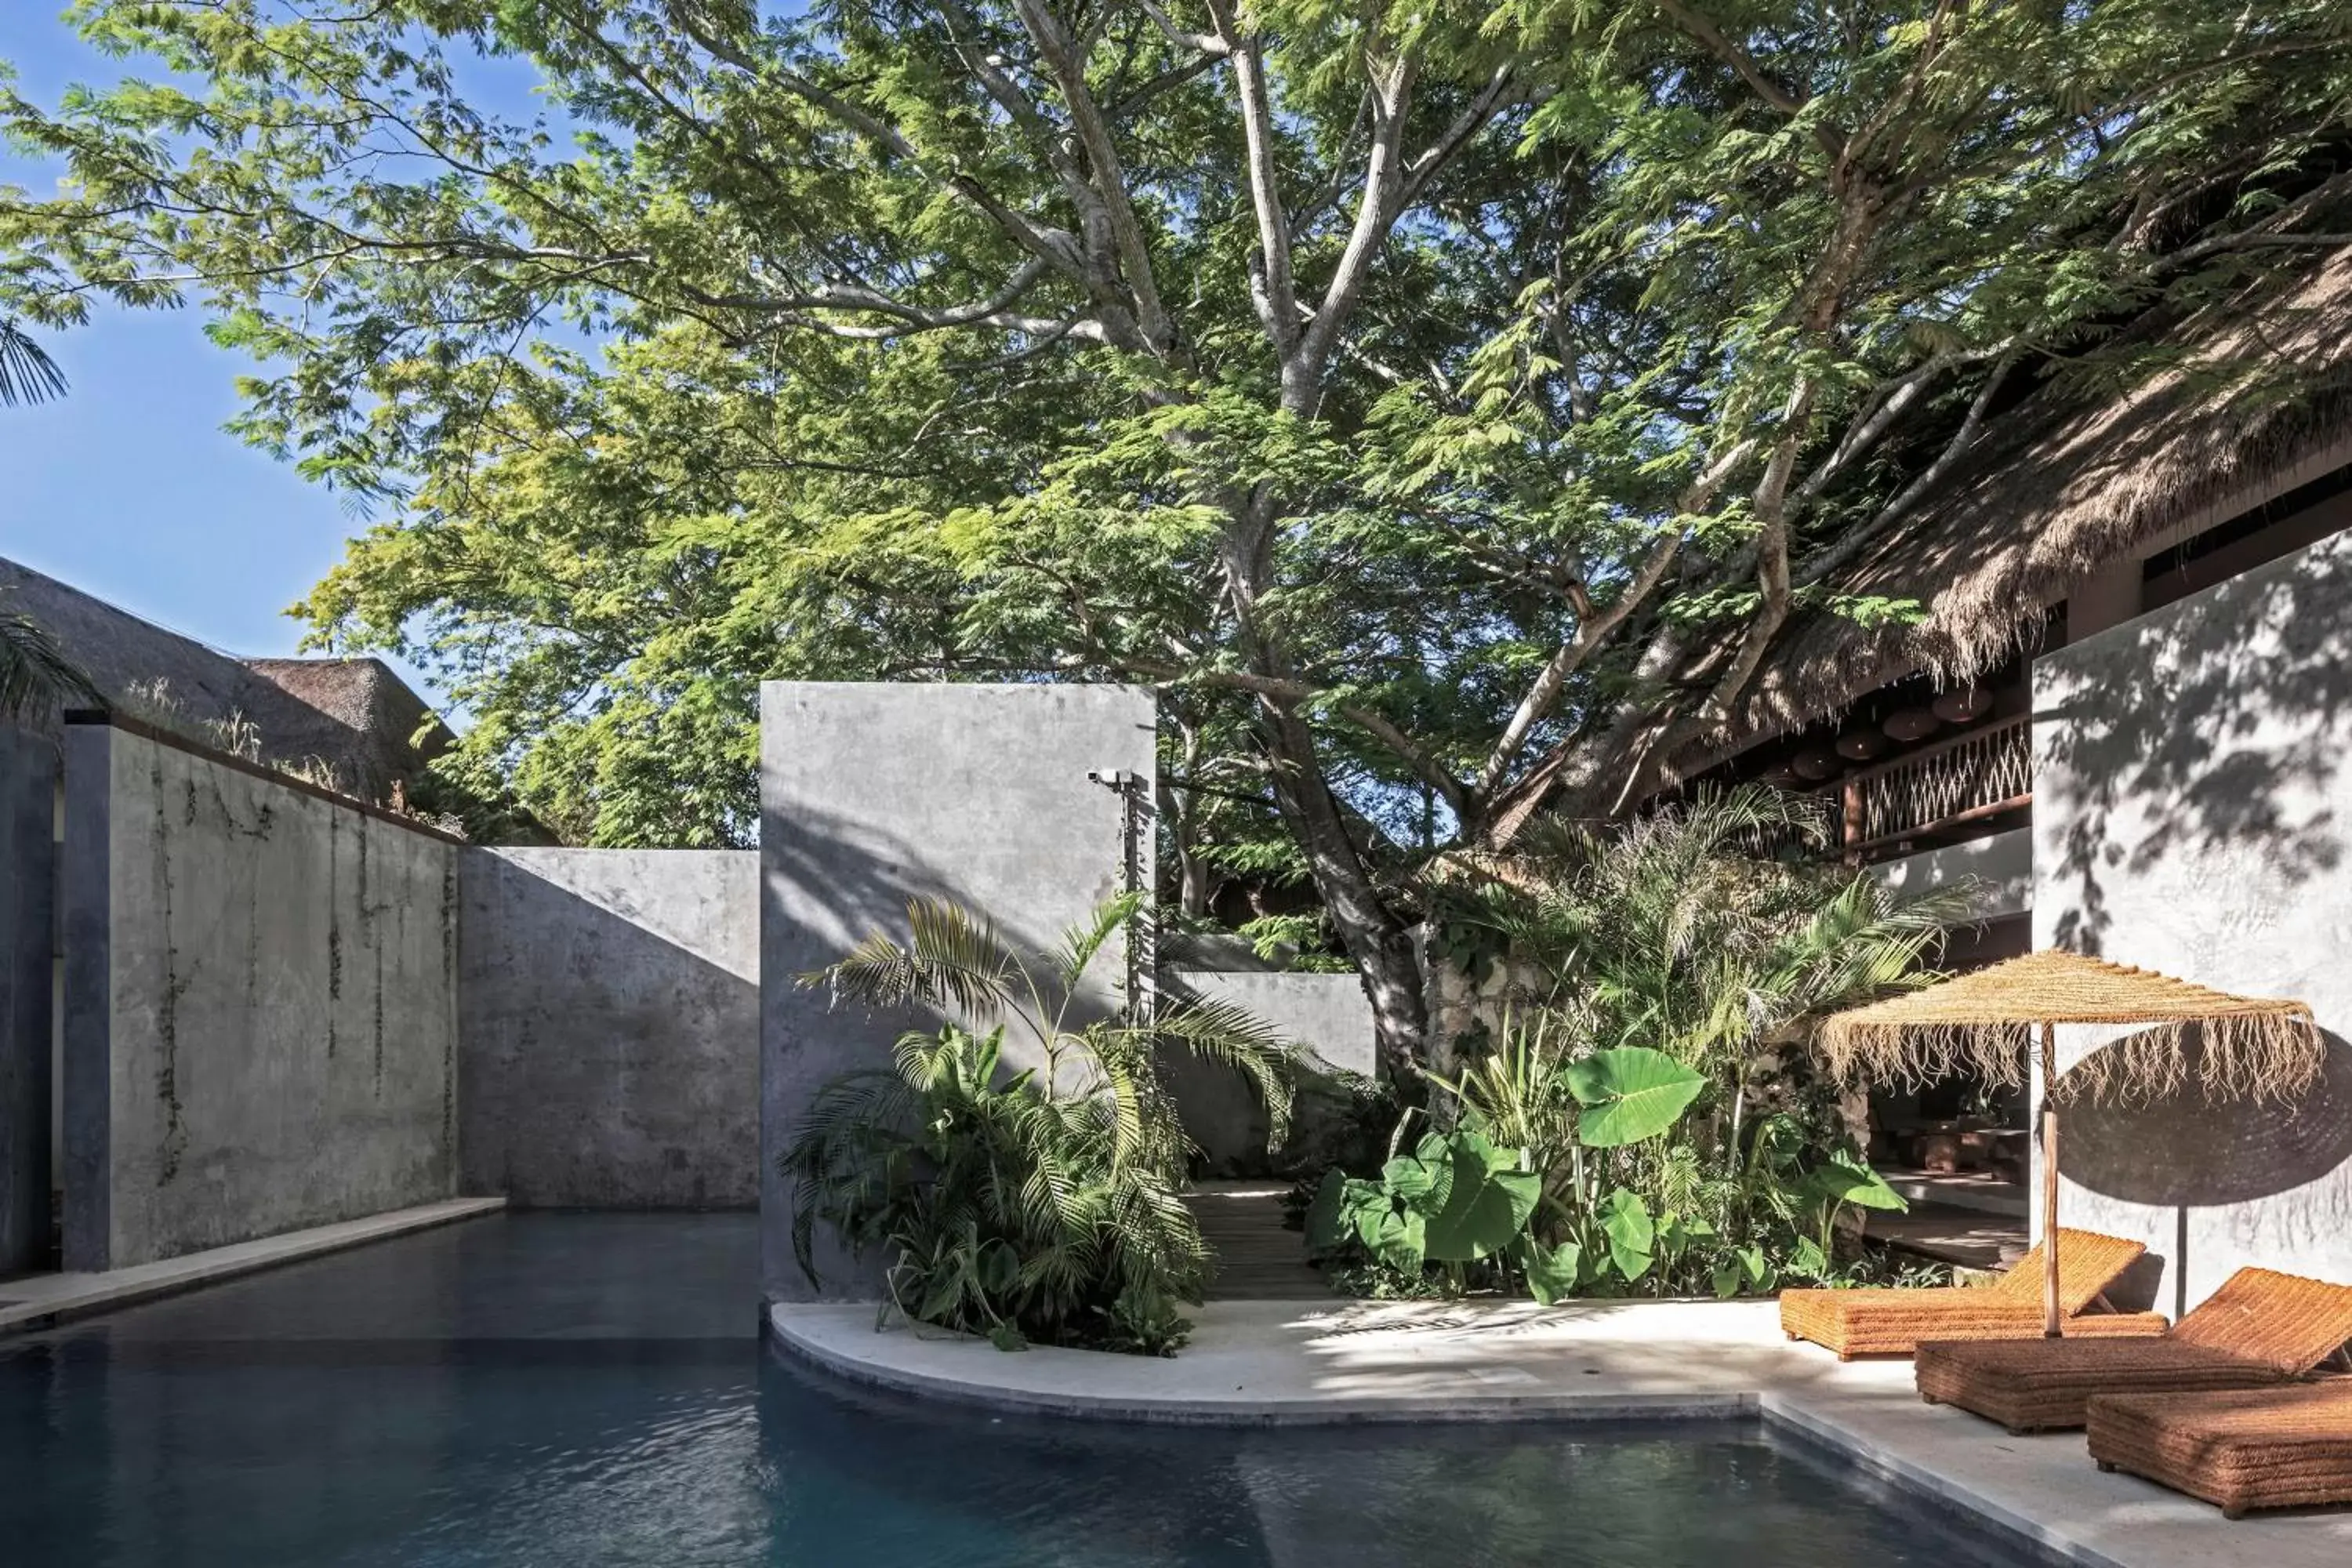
0 555 450 801
1698 250 2352 761
1819 950 2323 1105
1490 250 2352 835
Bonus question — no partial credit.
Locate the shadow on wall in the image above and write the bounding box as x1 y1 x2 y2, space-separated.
761 804 1128 1301
459 851 759 1210
2061 1029 2352 1210
2038 532 2352 956
2060 1029 2352 1314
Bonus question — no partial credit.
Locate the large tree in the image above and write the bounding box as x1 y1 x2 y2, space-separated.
5 1 2348 1069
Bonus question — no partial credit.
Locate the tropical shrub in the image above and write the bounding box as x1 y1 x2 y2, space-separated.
780 895 1293 1355
1308 788 1955 1300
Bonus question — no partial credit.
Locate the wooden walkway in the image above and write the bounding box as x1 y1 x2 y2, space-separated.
1186 1182 1326 1300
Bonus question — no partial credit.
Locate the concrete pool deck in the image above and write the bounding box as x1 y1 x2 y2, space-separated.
0 1196 507 1335
769 1294 2352 1568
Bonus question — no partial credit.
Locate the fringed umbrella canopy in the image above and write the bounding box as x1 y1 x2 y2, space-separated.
1819 949 2323 1106
1816 949 2322 1339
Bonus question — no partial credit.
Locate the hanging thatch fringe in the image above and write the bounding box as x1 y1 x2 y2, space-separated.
1815 949 2324 1106
1817 1014 2323 1105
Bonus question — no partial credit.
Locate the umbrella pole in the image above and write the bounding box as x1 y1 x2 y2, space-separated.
2040 1022 2060 1338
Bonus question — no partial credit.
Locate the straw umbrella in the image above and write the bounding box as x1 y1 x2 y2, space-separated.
1818 950 2321 1337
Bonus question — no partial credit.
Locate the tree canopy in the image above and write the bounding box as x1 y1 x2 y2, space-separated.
5 0 2349 1065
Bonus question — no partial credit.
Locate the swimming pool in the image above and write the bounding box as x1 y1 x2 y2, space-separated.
0 1213 2034 1566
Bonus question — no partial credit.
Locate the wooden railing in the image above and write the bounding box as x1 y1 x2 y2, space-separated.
1829 713 2032 858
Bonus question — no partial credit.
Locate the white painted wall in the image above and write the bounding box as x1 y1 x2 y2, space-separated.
2032 526 2352 1314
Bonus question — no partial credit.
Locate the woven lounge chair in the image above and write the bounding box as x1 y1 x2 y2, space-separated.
2088 1383 2352 1518
1916 1268 2352 1432
1779 1229 2165 1359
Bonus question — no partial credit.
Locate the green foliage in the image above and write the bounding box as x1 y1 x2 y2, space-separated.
1312 789 1959 1300
0 608 97 722
782 896 1294 1355
1563 1047 1708 1149
1306 1127 1540 1277
5 5 2344 1065
0 318 64 408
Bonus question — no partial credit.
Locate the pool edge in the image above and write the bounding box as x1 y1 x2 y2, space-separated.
766 1301 2114 1566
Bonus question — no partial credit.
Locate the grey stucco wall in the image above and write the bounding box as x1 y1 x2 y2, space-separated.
1163 970 1376 1175
460 848 757 1207
0 723 55 1273
62 724 459 1269
2033 525 2352 1315
759 681 1155 1304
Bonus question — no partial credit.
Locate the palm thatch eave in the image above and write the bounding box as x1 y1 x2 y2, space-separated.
1687 250 2352 770
1817 949 2323 1107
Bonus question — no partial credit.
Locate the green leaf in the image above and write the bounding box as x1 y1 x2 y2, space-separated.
1565 1047 1708 1147
1598 1186 1655 1281
1361 1203 1426 1272
1805 1151 1907 1212
1304 1168 1351 1256
1421 1131 1541 1261
1711 1259 1744 1299
1381 1154 1440 1204
1519 1236 1584 1305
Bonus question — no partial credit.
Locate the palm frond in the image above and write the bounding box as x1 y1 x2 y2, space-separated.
0 611 100 722
1051 890 1142 996
0 320 67 408
1142 997 1298 1150
802 898 1022 1019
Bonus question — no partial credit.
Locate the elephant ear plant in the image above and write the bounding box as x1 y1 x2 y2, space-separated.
779 895 1294 1356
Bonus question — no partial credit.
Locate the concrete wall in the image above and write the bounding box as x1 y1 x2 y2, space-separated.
62 721 460 1269
1163 970 1376 1175
2033 525 2352 1314
0 723 56 1272
459 849 757 1208
759 682 1154 1303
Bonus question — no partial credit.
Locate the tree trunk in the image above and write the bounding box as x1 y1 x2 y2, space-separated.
1254 700 1428 1077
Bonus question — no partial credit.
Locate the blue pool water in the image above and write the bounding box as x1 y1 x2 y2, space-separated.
0 1214 2032 1566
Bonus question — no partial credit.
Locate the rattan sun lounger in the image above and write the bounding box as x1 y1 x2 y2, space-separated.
1779 1228 2165 1359
1916 1268 2352 1432
2088 1382 2352 1518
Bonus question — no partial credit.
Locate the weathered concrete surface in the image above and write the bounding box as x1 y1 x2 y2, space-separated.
0 722 56 1273
769 1296 2352 1566
460 848 757 1207
1869 826 2032 921
1163 971 1376 1175
760 682 1154 1304
62 724 459 1270
2034 524 2352 1315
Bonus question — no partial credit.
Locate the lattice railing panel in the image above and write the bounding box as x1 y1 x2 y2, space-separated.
1845 715 2031 848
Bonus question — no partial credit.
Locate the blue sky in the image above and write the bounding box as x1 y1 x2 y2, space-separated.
0 13 458 699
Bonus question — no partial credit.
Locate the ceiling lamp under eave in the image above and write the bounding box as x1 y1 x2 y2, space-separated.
1791 747 1842 782
1933 685 1992 724
1882 707 1940 742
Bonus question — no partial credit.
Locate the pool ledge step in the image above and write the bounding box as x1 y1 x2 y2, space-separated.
0 1197 508 1335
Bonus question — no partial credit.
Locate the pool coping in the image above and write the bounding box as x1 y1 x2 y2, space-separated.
0 1196 509 1335
765 1298 2347 1568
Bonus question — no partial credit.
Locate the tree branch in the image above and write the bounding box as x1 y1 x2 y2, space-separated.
1205 0 1298 356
